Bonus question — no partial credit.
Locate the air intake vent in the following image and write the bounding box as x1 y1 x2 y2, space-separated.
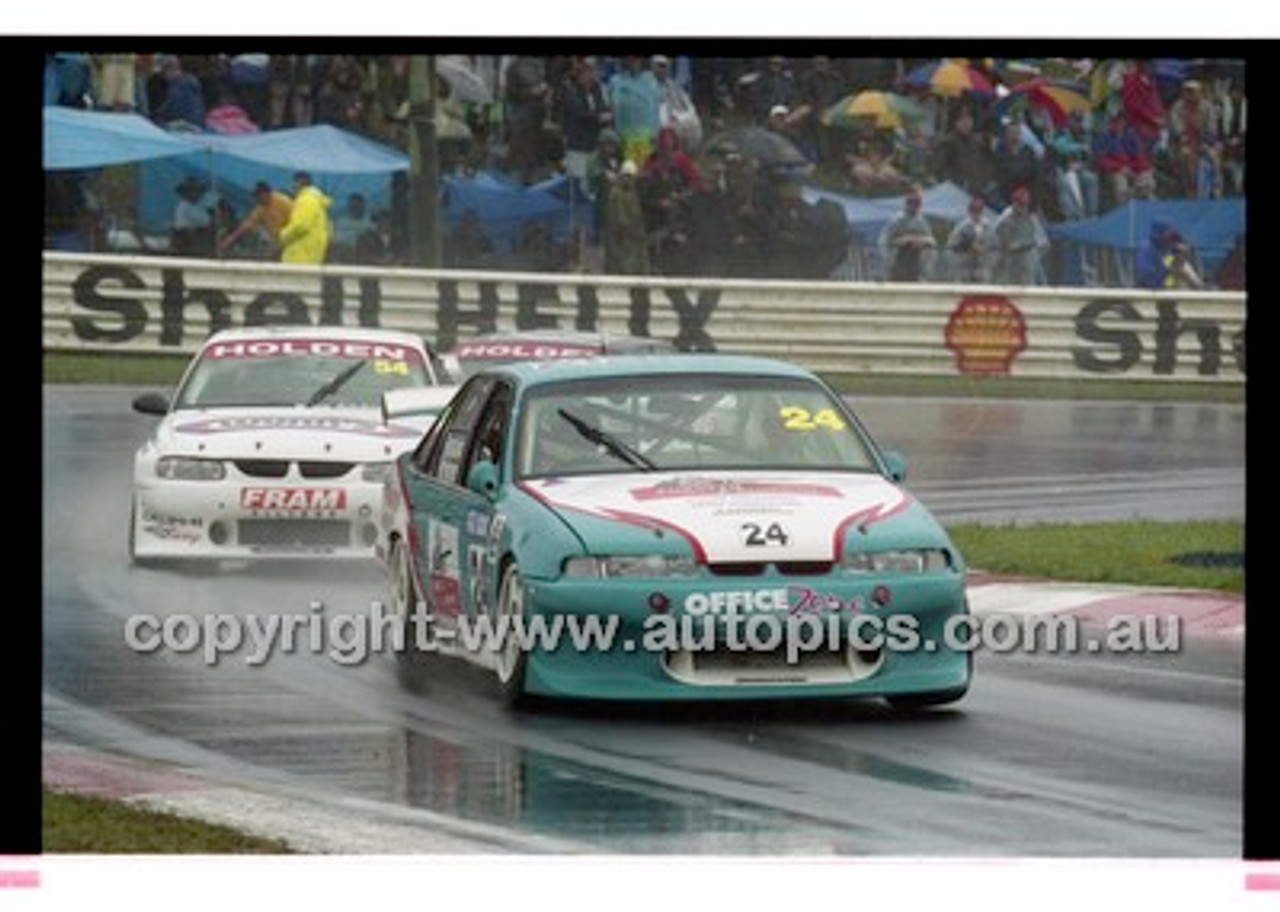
234 459 290 478
706 562 765 576
238 519 350 547
775 561 833 576
706 561 833 576
298 461 354 479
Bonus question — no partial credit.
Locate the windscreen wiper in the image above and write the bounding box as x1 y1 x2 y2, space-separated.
306 360 366 407
558 408 657 471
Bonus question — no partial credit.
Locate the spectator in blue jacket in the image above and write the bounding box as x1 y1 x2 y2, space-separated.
1136 221 1203 289
153 55 206 132
607 56 661 165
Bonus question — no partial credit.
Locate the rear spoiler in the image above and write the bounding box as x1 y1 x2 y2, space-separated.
381 386 459 424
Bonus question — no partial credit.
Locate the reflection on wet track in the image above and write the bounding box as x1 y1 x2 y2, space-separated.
42 387 1244 855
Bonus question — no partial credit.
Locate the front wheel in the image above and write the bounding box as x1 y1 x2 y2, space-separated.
493 561 529 708
388 537 429 683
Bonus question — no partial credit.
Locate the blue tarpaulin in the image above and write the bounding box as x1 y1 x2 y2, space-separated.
1048 198 1245 277
802 180 993 242
136 124 411 235
44 107 584 245
192 124 410 175
44 107 412 234
441 171 590 255
800 181 994 279
43 106 195 169
1048 197 1244 253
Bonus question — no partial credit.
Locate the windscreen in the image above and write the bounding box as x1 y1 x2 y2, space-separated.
515 373 879 478
174 337 432 409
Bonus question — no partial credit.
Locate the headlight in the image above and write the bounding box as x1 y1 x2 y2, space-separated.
841 549 951 574
563 555 700 579
155 456 226 481
361 461 394 484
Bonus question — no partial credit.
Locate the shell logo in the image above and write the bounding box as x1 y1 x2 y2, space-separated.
944 295 1028 375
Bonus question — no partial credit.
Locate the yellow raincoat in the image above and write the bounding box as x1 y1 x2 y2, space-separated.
278 185 333 264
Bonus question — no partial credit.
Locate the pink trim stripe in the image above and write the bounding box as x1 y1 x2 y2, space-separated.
518 481 710 560
0 869 40 889
832 494 914 557
600 507 707 562
1246 872 1280 891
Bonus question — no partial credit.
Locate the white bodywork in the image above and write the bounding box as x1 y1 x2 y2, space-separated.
520 471 912 563
381 386 459 425
130 326 444 562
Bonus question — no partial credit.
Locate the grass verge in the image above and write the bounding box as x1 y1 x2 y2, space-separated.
949 520 1244 593
44 351 191 387
43 352 1245 403
43 787 293 854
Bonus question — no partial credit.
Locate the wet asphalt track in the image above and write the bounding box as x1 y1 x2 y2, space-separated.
41 386 1245 855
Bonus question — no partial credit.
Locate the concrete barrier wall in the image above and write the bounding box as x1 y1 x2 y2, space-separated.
43 252 1246 384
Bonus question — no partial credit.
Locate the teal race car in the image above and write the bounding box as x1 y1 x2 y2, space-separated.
379 354 971 708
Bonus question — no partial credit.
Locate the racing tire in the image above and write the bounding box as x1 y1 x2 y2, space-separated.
493 560 530 709
388 537 431 687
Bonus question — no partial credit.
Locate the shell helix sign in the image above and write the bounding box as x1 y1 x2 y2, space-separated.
944 295 1028 376
45 252 1244 383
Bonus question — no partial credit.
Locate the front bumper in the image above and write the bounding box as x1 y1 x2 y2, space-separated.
131 477 386 560
516 572 970 701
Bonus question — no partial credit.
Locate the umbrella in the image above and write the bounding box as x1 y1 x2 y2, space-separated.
996 57 1089 83
436 55 493 104
903 59 994 97
822 90 925 130
702 127 812 171
991 77 1093 127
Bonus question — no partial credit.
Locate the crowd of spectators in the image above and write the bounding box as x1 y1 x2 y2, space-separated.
43 53 1246 287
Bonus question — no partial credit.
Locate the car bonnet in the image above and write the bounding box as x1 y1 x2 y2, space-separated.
158 406 422 462
518 470 916 563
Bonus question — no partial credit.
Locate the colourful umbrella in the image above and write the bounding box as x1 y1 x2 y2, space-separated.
903 59 994 97
992 77 1093 127
821 90 925 130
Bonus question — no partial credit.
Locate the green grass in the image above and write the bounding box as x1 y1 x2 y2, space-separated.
43 788 293 854
42 352 1245 403
949 520 1244 593
44 351 190 387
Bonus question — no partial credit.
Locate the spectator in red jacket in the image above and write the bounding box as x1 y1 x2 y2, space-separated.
1120 59 1166 149
640 125 704 192
639 126 704 275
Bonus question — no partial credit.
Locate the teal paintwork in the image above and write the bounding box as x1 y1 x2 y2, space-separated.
391 354 971 705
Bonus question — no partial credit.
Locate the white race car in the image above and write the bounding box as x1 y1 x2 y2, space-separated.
129 326 457 565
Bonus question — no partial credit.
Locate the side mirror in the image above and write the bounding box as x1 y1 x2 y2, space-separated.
465 460 500 500
132 392 170 416
881 448 908 483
